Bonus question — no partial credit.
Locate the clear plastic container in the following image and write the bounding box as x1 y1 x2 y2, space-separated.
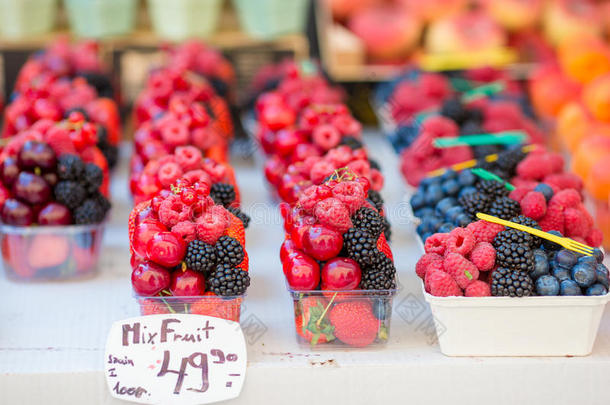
64 0 137 38
135 294 244 322
233 0 308 39
288 288 397 348
0 223 105 282
147 0 222 40
0 0 57 38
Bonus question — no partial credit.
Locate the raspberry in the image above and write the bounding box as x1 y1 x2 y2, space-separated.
426 270 463 297
312 124 341 150
314 197 353 233
158 194 191 228
424 233 448 255
331 181 366 214
171 221 197 244
520 191 547 220
298 185 332 214
586 228 603 247
509 186 532 203
469 242 496 271
445 227 476 256
415 253 443 279
550 189 581 210
158 162 183 187
160 120 189 147
369 169 384 192
196 205 231 245
345 159 371 180
538 205 565 234
183 169 211 187
310 160 336 184
547 153 564 173
325 146 353 167
45 126 77 155
175 146 203 171
544 173 583 191
516 154 552 180
444 252 479 289
465 280 491 297
564 208 589 238
465 220 505 243
423 260 444 281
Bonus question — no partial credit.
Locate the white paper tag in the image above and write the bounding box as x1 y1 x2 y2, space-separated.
104 314 247 405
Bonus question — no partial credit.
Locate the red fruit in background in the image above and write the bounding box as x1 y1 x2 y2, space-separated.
291 143 321 163
284 251 320 290
278 173 306 203
157 162 183 187
1 156 20 187
312 124 341 150
160 120 190 147
132 220 168 258
170 268 206 296
27 234 70 270
146 231 186 268
1 198 34 226
303 224 344 261
260 103 296 131
12 172 51 205
321 257 361 291
37 202 72 225
131 261 171 296
274 129 304 157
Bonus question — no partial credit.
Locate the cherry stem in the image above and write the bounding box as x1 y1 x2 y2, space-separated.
316 292 338 328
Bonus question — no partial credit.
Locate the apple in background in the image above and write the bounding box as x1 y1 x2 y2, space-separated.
480 0 543 31
325 0 382 21
543 0 602 45
528 64 581 119
558 35 610 85
425 11 506 54
398 0 468 22
347 4 422 62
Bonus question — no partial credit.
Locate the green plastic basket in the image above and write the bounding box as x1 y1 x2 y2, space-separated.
147 0 223 41
233 0 308 39
0 0 57 38
64 0 137 38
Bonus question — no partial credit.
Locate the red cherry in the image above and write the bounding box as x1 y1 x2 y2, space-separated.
1 198 34 226
263 156 286 186
146 231 186 268
303 225 343 261
180 188 197 205
131 261 171 296
321 258 361 291
132 220 168 258
38 202 72 225
291 143 321 163
1 156 20 187
280 238 299 263
284 251 320 290
289 215 314 250
130 254 147 269
12 172 51 205
261 103 295 131
274 129 303 157
170 268 206 296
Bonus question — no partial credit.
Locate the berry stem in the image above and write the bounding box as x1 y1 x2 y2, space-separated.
315 292 337 328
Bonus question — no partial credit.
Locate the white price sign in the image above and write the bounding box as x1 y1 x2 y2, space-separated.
104 314 247 405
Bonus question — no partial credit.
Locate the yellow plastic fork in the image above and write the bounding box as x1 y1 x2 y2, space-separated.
476 213 595 256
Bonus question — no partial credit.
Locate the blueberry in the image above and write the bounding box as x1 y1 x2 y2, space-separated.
542 231 563 251
441 179 460 196
424 184 444 207
458 186 477 198
414 207 435 219
420 176 440 188
457 169 477 187
445 206 464 223
437 223 455 233
593 248 604 263
595 264 609 289
551 265 571 282
372 299 390 320
586 284 608 296
421 232 433 242
534 183 554 202
531 250 550 280
554 250 578 268
440 169 458 181
560 279 582 296
436 197 457 216
416 223 428 236
455 213 472 227
536 275 560 296
577 256 597 267
571 263 597 288
410 192 425 212
420 216 442 233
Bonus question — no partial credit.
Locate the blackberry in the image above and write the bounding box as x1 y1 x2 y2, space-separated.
228 206 251 229
210 183 236 207
372 253 396 278
495 242 534 272
207 263 250 296
382 216 392 242
491 267 534 297
476 180 509 198
368 158 381 171
83 163 103 193
96 126 119 169
64 107 90 121
90 190 112 214
54 181 86 210
343 228 378 266
77 71 114 99
57 154 84 181
352 207 383 238
73 198 106 224
495 148 526 176
338 136 363 150
488 196 521 220
185 240 217 273
440 98 469 124
360 269 396 290
458 192 490 218
367 189 384 212
494 228 534 248
214 236 245 266
460 121 483 136
511 215 542 248
473 145 502 159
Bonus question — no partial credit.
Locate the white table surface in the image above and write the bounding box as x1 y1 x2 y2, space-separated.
1 135 609 405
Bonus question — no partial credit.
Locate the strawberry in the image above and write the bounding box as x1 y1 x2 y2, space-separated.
27 234 70 270
236 250 249 272
73 244 96 274
296 296 335 345
329 301 380 347
226 211 246 246
190 292 241 321
376 233 393 262
140 299 171 315
2 235 34 278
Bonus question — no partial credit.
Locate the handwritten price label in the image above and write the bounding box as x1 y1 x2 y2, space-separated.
104 314 247 404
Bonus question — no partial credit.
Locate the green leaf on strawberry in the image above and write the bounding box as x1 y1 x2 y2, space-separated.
303 300 335 345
